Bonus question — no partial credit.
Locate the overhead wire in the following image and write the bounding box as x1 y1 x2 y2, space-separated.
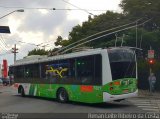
18 40 54 49
17 41 40 57
0 5 108 12
0 50 12 56
54 18 143 54
0 35 10 51
61 18 152 54
18 41 39 46
0 37 8 52
0 3 116 58
0 35 17 58
0 5 53 10
0 4 148 55
61 0 94 15
16 52 25 59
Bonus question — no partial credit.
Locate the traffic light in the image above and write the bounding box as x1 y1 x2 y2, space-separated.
148 58 155 65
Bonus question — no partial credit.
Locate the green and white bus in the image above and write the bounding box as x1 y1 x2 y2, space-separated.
9 47 138 103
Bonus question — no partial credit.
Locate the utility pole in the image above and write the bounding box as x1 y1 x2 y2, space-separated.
115 33 118 47
12 44 18 63
149 46 152 75
140 35 143 49
121 34 125 47
136 21 138 48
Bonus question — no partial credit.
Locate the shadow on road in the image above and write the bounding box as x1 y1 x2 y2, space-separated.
14 95 130 109
71 101 130 109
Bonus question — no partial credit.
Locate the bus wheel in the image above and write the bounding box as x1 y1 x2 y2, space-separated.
57 88 68 103
20 87 25 97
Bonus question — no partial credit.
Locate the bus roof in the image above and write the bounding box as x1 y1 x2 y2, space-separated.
11 47 134 67
11 48 105 66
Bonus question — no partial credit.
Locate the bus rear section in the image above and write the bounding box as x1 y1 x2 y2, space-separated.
103 48 138 102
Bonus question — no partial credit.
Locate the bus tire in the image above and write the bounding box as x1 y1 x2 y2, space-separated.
57 88 68 103
20 87 25 97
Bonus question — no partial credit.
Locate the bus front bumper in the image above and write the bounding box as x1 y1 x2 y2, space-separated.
103 89 138 102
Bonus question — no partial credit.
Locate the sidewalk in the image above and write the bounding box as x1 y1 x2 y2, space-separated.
0 85 17 94
137 89 160 113
138 89 160 99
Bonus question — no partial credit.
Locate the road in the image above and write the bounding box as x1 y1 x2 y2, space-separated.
0 86 148 118
0 86 143 113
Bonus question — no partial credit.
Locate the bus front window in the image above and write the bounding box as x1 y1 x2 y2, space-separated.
108 48 136 80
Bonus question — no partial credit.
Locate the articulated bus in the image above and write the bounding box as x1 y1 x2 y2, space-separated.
9 47 138 103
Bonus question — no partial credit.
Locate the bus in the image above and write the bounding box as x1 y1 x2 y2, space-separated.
9 47 138 103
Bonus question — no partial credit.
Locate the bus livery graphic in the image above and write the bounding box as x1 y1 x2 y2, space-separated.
46 65 68 78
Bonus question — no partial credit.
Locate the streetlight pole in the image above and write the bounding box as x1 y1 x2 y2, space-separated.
0 9 24 19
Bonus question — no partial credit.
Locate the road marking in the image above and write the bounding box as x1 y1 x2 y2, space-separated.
128 98 160 113
135 103 155 106
129 101 151 104
143 109 159 112
130 100 150 103
137 106 159 108
129 99 151 101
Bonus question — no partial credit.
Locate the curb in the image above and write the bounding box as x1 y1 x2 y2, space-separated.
138 89 160 99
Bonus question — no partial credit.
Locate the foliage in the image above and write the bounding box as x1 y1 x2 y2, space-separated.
28 49 48 56
120 0 160 30
54 36 69 47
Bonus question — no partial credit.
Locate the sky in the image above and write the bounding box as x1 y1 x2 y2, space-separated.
0 0 122 65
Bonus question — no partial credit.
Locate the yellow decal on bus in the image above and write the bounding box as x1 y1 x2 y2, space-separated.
46 66 68 78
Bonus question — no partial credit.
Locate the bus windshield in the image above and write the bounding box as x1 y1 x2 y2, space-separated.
108 48 136 80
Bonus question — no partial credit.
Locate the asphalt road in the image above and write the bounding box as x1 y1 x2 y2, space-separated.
0 86 146 118
0 86 144 113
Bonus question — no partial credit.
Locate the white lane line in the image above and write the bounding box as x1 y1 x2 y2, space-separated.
137 106 159 108
128 98 160 112
128 99 150 101
129 100 151 102
129 100 150 102
143 109 159 111
143 108 159 111
129 101 151 104
135 104 156 106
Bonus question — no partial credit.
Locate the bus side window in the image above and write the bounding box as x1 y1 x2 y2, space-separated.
59 60 70 78
68 58 76 84
13 66 24 83
41 61 58 83
76 56 94 85
94 55 102 85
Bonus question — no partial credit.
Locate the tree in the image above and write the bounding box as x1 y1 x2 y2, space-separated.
28 49 48 56
120 0 160 30
54 35 70 47
64 11 129 49
55 36 63 46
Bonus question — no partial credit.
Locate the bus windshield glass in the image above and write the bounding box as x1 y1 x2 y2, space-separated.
108 48 136 80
